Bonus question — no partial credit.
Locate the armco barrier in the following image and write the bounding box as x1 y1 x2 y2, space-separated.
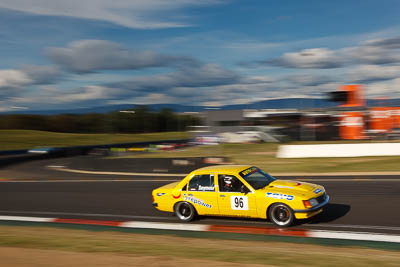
277 143 400 158
0 139 190 168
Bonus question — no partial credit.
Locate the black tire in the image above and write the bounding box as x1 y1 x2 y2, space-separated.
268 203 294 227
174 202 196 222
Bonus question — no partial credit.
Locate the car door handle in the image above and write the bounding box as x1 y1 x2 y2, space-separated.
220 195 225 197
188 194 193 196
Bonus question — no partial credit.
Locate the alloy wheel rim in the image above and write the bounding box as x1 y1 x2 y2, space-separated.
177 203 191 219
273 205 290 225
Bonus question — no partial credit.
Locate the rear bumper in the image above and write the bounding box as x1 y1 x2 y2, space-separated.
152 202 158 207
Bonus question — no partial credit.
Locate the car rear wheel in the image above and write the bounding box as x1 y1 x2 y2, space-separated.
174 202 196 222
268 203 294 227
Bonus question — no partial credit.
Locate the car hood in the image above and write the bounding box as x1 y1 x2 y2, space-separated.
270 180 317 191
259 179 324 198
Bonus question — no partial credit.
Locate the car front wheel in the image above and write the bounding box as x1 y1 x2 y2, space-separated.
174 202 196 222
268 203 294 227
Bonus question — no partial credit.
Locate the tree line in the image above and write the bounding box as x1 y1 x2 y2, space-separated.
0 107 202 133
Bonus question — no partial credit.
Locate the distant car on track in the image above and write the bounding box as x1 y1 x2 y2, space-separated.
152 165 329 227
27 147 63 154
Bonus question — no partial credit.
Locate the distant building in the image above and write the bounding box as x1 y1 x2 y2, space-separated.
204 109 246 133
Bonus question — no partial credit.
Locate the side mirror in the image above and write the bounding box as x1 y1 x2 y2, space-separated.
240 185 249 194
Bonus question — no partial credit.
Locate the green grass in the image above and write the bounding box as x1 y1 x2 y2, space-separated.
0 130 190 150
1 225 399 267
115 143 400 173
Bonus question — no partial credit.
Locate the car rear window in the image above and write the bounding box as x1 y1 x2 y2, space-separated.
188 174 215 192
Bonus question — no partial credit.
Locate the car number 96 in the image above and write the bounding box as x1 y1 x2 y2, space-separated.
231 196 248 210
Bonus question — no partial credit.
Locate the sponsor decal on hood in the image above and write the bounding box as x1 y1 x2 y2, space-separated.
266 192 294 201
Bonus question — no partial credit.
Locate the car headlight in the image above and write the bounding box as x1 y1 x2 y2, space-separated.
309 198 318 206
303 198 318 208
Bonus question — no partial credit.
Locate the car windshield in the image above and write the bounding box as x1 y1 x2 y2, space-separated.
239 167 276 190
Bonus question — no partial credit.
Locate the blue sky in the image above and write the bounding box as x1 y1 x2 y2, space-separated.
1 0 400 111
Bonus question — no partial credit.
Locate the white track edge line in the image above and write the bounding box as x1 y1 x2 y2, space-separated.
0 215 54 222
309 230 400 243
0 211 174 220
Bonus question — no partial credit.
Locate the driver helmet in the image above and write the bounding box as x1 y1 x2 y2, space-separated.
223 175 233 187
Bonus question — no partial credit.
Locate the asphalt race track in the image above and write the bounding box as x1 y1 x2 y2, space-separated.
1 156 400 235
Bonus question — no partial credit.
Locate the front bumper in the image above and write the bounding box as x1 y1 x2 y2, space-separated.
294 208 323 219
152 202 158 207
293 194 330 213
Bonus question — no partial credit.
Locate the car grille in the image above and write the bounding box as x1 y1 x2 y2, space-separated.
316 193 326 204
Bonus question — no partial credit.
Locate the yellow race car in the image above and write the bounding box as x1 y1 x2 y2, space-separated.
152 165 329 227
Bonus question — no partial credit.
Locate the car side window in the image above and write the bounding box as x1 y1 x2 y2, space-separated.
218 174 245 192
181 184 187 191
188 174 215 192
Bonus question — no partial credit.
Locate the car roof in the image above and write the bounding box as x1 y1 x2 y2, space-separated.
193 165 253 174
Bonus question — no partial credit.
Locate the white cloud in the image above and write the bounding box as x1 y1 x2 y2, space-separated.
106 63 241 93
365 78 400 97
0 69 32 88
131 93 176 104
54 85 112 102
48 39 198 73
286 74 333 86
0 66 63 101
223 41 281 51
22 65 63 84
7 84 120 110
363 37 400 49
253 35 400 70
340 36 400 65
0 0 223 29
342 45 400 65
169 87 202 97
267 48 343 69
349 65 400 82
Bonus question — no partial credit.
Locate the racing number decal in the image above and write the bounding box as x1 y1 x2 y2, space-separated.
231 196 248 210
